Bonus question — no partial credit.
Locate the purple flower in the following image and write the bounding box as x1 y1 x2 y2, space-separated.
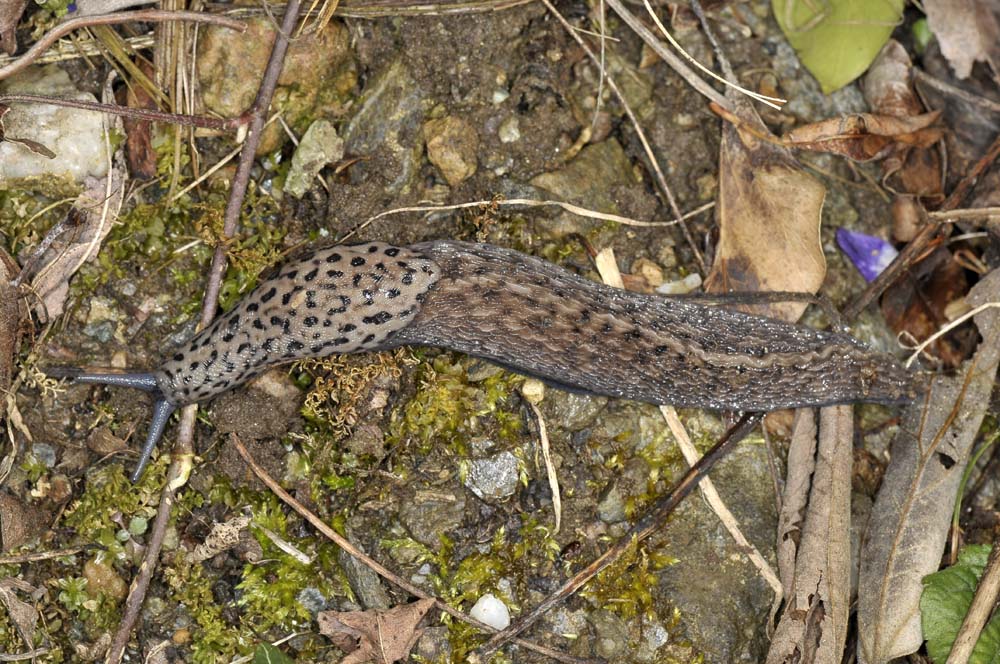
836 228 898 282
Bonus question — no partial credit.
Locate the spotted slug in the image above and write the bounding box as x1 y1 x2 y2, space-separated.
67 240 919 480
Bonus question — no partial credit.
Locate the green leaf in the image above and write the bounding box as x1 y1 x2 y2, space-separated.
920 544 1000 663
253 643 296 664
772 0 904 93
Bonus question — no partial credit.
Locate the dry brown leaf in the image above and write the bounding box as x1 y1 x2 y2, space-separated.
318 598 435 664
857 268 1000 664
881 249 973 369
924 0 1000 79
0 247 21 417
863 41 943 200
0 0 27 55
0 578 39 654
122 60 159 180
766 406 853 664
782 112 943 163
775 410 818 604
704 123 827 322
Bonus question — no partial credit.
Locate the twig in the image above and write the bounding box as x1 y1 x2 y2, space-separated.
229 434 596 664
0 93 245 130
540 0 706 273
0 649 49 662
0 545 92 564
0 10 244 81
104 2 304 661
476 412 762 657
945 539 1000 664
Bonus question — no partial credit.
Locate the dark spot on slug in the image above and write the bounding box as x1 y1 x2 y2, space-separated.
363 311 392 325
362 289 374 305
285 270 298 279
247 302 259 313
402 273 414 285
654 345 668 355
238 342 251 353
304 316 318 327
333 337 350 345
304 268 318 281
387 288 400 298
270 316 282 327
353 274 363 287
261 287 277 303
306 291 318 308
222 332 234 342
173 353 184 362
326 253 342 263
288 340 304 352
351 256 365 267
327 270 343 278
363 333 376 344
368 245 378 253
253 318 265 330
341 323 357 332
189 362 199 370
282 292 293 305
385 247 399 256
228 315 240 328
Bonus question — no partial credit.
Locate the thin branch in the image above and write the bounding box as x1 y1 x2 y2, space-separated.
0 93 245 129
0 10 244 81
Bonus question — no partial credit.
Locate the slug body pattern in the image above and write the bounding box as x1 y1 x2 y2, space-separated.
70 240 918 480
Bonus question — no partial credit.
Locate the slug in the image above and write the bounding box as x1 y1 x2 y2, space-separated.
65 240 919 480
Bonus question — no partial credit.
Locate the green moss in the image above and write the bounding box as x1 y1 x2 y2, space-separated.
388 356 523 457
580 539 676 621
162 556 244 663
62 459 168 556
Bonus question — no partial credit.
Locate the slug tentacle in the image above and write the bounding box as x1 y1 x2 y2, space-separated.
57 240 920 481
134 399 176 481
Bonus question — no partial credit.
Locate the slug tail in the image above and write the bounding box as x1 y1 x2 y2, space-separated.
132 399 176 482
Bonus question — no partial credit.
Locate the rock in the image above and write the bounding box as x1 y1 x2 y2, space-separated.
424 116 479 186
0 65 108 186
597 481 626 524
338 548 390 610
285 120 344 197
398 492 466 550
197 18 356 155
530 140 636 237
343 60 426 196
463 450 519 501
589 609 629 661
469 593 510 630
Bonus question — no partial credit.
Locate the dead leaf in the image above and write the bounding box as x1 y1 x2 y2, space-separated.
122 60 158 180
0 0 27 55
318 598 435 664
0 247 22 417
0 578 40 654
775 409 818 606
863 41 943 201
881 248 973 369
0 491 46 551
0 104 57 159
924 0 1000 79
704 122 827 322
782 111 943 163
857 268 1000 664
766 406 853 664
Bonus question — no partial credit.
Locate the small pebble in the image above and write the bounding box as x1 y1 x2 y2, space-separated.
469 593 510 630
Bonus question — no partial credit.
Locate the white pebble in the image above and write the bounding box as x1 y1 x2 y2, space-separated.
469 593 511 630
